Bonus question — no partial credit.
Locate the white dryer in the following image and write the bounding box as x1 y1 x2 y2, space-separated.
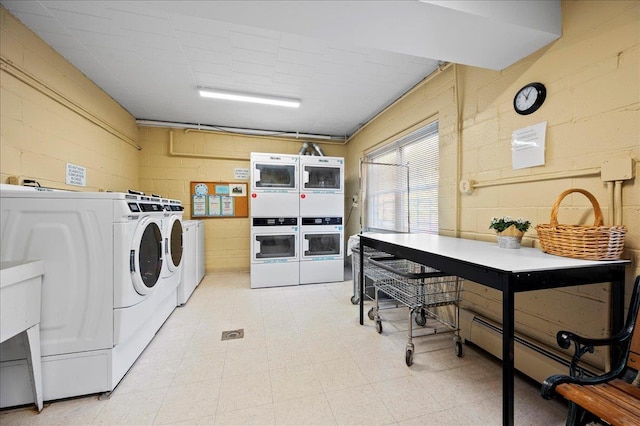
250 217 299 288
160 198 184 303
299 217 344 284
250 152 299 217
0 186 176 408
299 155 344 217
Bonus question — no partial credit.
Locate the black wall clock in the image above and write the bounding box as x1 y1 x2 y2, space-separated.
513 82 546 115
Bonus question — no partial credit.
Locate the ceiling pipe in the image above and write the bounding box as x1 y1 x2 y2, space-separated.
298 141 310 155
312 143 325 156
136 119 347 143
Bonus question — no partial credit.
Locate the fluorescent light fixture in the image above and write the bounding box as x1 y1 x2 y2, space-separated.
199 88 300 108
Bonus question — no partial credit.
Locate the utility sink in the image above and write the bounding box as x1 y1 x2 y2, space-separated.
0 260 44 411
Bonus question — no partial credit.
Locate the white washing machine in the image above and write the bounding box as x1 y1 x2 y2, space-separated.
177 220 204 305
299 217 344 284
299 155 344 217
195 220 205 284
160 197 184 305
250 152 299 217
0 186 176 407
250 217 299 288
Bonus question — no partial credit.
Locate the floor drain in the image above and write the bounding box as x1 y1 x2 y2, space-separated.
221 329 244 341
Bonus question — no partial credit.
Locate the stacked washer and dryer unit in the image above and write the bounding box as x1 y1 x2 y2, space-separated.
299 155 345 284
0 186 184 408
249 152 344 288
250 153 301 288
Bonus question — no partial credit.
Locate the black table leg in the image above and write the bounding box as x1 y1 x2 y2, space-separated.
359 237 364 325
502 279 515 426
611 275 626 365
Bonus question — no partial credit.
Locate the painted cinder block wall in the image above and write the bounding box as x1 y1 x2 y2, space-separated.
345 0 639 368
136 126 347 272
0 7 139 191
1 0 639 367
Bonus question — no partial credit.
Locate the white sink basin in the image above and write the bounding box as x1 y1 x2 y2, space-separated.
1 260 44 342
0 260 44 411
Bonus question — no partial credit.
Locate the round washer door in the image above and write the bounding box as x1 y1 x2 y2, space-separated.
165 216 183 272
131 216 163 295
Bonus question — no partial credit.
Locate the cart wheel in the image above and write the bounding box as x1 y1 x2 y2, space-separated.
415 310 427 327
455 341 463 358
375 319 383 334
368 307 376 321
350 295 359 305
405 348 413 366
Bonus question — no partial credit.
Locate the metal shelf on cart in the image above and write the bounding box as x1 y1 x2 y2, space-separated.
368 257 450 280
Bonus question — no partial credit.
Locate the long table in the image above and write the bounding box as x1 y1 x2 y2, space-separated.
358 233 629 426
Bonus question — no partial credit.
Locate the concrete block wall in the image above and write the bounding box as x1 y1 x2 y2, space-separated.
0 7 139 191
137 126 346 272
345 0 639 370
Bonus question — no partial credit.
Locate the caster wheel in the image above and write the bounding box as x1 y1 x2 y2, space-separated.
415 311 427 327
368 307 376 321
350 295 359 305
455 341 463 357
405 348 413 366
375 319 383 334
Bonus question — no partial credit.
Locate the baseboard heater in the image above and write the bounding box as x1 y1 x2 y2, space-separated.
458 308 600 384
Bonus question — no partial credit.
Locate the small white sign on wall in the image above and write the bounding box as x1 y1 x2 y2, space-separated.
511 122 547 170
66 163 86 187
234 168 250 180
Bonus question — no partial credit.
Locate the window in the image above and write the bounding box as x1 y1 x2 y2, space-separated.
364 121 439 233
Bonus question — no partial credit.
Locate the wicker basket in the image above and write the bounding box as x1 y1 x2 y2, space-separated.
536 188 626 260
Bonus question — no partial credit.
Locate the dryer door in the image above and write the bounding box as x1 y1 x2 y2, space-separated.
130 217 163 295
165 216 183 273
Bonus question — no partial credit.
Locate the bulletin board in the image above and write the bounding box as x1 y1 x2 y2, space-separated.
190 181 248 218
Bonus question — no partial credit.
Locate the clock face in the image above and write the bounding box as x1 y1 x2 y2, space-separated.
514 82 546 115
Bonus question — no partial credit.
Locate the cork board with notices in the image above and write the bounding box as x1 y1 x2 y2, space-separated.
190 182 248 218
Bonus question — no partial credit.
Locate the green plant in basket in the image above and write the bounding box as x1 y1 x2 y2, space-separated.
489 216 531 233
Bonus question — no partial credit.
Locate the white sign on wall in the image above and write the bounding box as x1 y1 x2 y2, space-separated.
234 168 250 180
66 163 86 187
511 122 547 170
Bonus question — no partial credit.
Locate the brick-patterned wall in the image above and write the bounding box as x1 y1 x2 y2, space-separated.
346 0 639 369
0 7 139 191
137 126 347 272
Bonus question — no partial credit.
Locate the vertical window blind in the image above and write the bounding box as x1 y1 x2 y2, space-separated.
364 121 439 233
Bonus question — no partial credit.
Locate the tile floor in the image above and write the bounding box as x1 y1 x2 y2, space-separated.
1 270 570 425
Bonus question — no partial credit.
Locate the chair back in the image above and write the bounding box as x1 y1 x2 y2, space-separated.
625 276 640 371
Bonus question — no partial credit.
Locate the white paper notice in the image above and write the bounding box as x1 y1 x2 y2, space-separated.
192 195 207 216
221 196 234 216
234 168 250 180
511 122 547 170
66 163 86 187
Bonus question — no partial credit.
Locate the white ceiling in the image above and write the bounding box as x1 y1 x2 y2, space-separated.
1 1 561 138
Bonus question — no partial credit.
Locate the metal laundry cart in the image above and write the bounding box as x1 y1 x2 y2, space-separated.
350 245 393 305
367 257 463 366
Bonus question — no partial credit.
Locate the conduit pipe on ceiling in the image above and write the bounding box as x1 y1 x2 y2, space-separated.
137 119 347 144
1 57 141 151
168 130 249 162
347 62 452 144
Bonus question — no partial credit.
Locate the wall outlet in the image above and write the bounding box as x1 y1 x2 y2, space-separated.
459 179 474 194
7 176 20 185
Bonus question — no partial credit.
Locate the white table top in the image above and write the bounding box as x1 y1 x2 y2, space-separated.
361 233 629 273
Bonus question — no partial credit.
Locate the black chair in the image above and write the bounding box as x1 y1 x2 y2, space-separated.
540 275 640 426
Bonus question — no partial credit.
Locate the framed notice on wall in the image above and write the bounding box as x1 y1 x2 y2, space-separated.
190 182 248 218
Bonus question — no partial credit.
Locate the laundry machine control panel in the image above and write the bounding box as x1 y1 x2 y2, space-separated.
301 217 342 226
